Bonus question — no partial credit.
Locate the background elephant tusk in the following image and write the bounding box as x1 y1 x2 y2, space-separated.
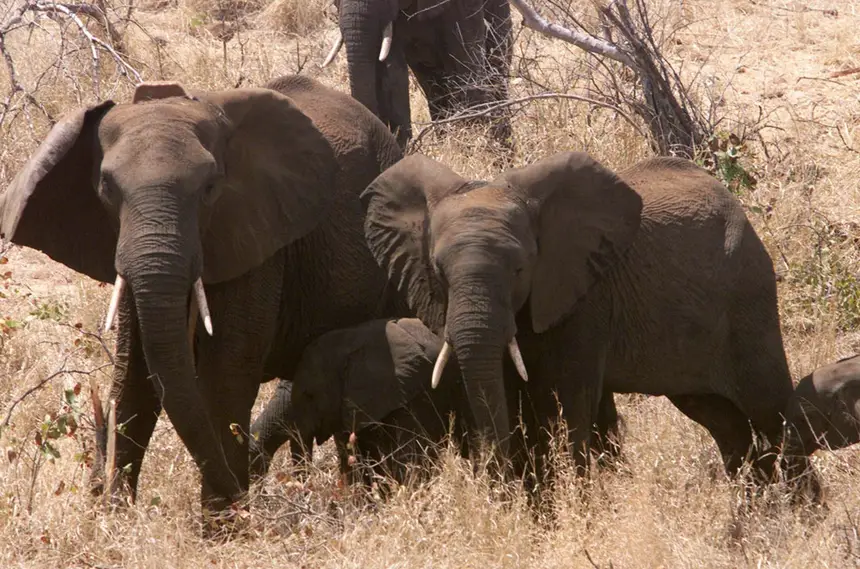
378 22 393 62
104 275 125 331
431 340 452 389
193 278 213 336
321 31 343 68
508 338 529 382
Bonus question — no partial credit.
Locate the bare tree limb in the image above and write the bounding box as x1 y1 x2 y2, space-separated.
1 362 113 429
509 0 635 67
409 91 646 150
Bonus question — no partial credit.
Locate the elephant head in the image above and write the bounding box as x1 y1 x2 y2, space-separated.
361 153 642 454
1 82 336 498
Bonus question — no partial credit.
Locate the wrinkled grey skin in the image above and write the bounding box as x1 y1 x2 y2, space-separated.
249 318 470 485
362 152 818 498
0 75 407 518
785 355 860 455
335 0 512 148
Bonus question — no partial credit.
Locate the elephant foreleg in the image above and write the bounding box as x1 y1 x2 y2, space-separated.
103 289 161 504
194 256 283 512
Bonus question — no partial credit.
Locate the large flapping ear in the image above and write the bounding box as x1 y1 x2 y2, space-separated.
501 151 643 333
197 87 337 283
360 154 466 334
342 319 436 430
0 101 117 283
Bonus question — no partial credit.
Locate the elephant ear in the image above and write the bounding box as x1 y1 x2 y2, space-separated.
502 151 643 334
197 88 337 283
361 154 465 334
0 101 117 283
342 319 435 430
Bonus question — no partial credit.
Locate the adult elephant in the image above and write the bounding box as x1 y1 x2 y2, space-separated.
361 151 817 494
0 74 406 521
324 0 513 148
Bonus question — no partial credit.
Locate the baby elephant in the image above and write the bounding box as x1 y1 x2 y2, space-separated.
784 355 860 455
249 318 469 485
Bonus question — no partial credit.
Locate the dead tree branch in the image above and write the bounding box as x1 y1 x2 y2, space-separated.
510 0 634 67
508 0 710 158
2 361 113 429
409 92 646 150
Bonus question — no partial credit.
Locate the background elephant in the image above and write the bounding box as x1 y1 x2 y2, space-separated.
249 318 470 486
784 354 860 455
0 74 407 517
361 151 816 494
327 0 512 148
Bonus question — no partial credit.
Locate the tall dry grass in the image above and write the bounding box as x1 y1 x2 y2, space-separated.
1 0 859 567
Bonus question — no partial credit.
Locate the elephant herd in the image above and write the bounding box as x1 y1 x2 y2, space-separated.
0 67 857 534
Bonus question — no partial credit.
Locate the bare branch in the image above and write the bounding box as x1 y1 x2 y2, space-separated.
1 362 114 429
32 2 142 84
509 0 635 67
409 92 646 150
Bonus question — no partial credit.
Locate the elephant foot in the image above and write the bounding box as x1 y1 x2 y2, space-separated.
201 500 252 540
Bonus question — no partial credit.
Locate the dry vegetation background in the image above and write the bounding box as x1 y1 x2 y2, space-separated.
0 0 859 566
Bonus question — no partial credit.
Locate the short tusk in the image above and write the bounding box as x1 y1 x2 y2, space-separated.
104 276 125 332
378 22 393 62
193 278 213 336
508 337 528 382
321 30 343 68
431 340 452 389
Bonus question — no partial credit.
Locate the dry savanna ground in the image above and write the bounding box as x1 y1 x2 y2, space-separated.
1 0 859 566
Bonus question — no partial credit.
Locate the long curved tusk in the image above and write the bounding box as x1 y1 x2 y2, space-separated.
193 278 213 336
431 340 452 389
378 21 393 62
321 30 343 68
508 337 528 382
104 275 125 332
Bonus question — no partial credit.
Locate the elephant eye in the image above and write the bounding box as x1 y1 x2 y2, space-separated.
201 182 220 205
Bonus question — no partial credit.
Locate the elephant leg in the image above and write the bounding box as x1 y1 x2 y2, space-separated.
668 394 754 478
103 289 161 504
592 390 623 469
195 257 283 512
249 379 295 481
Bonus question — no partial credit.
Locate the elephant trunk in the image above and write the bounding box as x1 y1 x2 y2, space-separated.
340 0 397 118
116 225 241 504
444 279 513 462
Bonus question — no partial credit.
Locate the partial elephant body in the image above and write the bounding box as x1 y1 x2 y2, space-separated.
333 0 512 148
362 152 815 497
249 318 469 486
0 74 407 517
784 355 860 455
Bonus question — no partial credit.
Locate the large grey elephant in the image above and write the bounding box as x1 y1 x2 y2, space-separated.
0 74 407 520
249 318 470 486
323 0 512 148
360 151 817 493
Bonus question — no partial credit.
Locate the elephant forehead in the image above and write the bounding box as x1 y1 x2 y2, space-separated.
99 99 221 147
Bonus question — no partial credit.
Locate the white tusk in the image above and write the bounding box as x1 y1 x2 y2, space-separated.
431 341 452 389
321 30 343 68
104 276 125 332
508 337 528 382
378 22 393 62
193 278 213 336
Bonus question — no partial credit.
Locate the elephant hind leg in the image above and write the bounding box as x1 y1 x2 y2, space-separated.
668 394 754 478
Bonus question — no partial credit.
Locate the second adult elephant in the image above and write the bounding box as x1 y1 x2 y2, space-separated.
0 74 406 521
361 151 817 495
326 0 512 148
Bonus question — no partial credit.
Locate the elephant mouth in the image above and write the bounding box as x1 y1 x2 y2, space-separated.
430 326 529 389
103 274 213 338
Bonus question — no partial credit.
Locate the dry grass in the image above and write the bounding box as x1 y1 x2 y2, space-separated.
1 0 860 566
